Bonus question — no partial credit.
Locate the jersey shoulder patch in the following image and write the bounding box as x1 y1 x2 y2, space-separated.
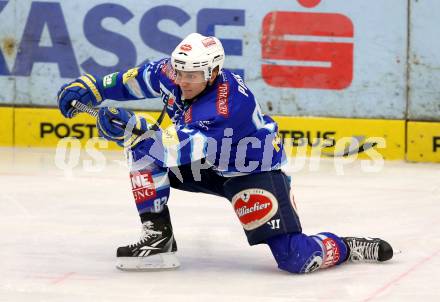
160 59 177 82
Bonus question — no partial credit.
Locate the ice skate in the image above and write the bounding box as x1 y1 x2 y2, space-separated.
116 208 179 271
342 237 393 263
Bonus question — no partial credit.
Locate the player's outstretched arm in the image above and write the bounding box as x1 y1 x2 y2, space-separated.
56 59 166 118
97 59 165 101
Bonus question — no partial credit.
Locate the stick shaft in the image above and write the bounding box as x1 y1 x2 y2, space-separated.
70 100 166 136
70 100 143 135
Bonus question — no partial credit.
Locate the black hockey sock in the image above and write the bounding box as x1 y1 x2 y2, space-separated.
140 205 171 224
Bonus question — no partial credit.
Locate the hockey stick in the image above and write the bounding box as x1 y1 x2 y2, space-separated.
71 100 167 136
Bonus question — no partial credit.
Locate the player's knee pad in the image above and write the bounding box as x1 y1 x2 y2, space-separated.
129 163 170 214
267 232 347 274
223 170 302 246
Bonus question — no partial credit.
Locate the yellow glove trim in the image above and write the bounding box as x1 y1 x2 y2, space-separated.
80 75 103 103
86 73 97 83
64 82 86 90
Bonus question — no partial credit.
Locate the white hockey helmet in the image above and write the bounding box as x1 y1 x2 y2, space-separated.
171 33 225 81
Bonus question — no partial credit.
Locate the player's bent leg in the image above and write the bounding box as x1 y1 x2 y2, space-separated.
266 232 348 274
222 170 303 246
267 233 394 274
221 170 393 274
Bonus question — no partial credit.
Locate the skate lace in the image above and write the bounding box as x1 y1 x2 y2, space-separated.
129 221 162 248
347 240 379 262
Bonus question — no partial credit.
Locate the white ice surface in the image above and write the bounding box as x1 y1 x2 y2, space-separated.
0 147 439 302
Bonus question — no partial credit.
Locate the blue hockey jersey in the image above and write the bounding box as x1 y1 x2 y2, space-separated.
97 58 285 176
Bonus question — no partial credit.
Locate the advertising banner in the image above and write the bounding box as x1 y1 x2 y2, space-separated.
12 107 405 160
0 0 408 118
276 116 405 160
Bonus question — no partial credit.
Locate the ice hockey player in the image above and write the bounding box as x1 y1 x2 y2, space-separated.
57 33 393 273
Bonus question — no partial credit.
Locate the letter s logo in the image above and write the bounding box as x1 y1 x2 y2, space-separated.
261 10 354 90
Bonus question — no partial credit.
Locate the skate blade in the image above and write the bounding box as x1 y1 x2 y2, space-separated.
116 252 180 271
393 249 403 255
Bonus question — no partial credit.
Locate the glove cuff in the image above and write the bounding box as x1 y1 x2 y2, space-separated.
77 74 103 105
